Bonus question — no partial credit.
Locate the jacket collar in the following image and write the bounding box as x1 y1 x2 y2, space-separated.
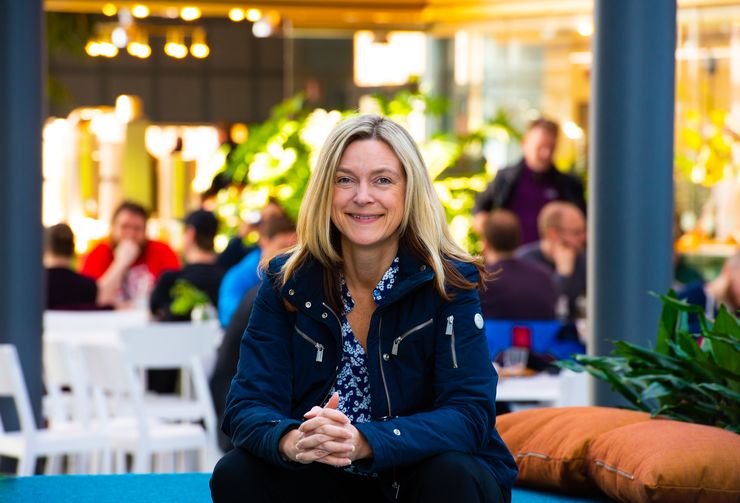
278 241 435 314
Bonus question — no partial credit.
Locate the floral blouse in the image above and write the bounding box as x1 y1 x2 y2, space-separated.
330 256 400 425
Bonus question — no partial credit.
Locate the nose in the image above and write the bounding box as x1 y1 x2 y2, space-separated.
353 180 373 205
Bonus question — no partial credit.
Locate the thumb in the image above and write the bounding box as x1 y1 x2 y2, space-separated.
326 392 340 410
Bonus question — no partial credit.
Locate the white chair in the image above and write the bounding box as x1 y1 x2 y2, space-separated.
77 341 208 473
119 322 221 466
42 338 113 474
0 344 110 475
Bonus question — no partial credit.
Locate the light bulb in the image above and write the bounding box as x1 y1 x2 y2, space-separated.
180 6 201 21
132 5 149 18
228 8 245 22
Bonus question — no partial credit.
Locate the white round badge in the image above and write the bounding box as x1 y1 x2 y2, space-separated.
474 313 484 329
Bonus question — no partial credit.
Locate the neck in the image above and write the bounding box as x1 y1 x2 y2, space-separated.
483 249 513 265
44 255 72 268
184 248 216 264
341 240 398 292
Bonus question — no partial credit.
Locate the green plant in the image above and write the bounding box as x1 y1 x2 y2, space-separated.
559 291 740 432
169 279 212 316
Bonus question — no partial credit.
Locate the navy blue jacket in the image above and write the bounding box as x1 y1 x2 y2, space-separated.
222 248 518 491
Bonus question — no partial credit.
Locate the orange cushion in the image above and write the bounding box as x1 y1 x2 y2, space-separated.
496 406 651 493
586 420 740 503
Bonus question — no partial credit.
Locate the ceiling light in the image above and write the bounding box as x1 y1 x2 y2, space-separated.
131 5 150 19
102 3 117 17
228 8 245 22
180 7 201 21
246 8 262 22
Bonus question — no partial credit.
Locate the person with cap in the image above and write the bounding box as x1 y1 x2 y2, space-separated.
149 208 226 322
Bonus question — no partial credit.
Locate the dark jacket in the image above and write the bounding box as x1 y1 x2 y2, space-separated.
473 160 586 215
222 249 518 493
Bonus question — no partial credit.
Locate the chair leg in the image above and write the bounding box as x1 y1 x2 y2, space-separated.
132 449 151 473
45 454 62 474
17 453 36 476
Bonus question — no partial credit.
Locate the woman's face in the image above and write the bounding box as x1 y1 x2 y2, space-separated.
331 139 406 255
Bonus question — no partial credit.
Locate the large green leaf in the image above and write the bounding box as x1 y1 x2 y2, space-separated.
559 292 739 430
655 290 680 354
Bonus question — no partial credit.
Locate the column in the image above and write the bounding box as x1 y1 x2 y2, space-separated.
588 0 677 405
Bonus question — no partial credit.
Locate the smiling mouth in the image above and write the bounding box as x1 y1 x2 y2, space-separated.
350 214 382 221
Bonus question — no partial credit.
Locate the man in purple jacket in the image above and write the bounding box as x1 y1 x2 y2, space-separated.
472 118 585 245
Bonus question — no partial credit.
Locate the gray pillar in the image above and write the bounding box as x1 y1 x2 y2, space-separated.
0 0 44 430
588 1 676 405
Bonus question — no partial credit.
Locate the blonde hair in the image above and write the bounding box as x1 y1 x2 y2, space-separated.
280 114 481 305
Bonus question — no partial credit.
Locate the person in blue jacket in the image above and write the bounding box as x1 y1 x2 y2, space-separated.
210 115 517 503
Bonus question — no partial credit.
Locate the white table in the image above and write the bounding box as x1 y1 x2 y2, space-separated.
495 370 590 408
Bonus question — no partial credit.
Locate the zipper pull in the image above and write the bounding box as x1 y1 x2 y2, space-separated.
315 344 324 363
391 337 402 356
445 315 454 335
392 481 400 500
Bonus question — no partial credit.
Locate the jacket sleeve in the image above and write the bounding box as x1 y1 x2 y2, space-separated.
221 273 302 468
355 266 499 472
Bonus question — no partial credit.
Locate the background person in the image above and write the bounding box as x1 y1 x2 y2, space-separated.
81 201 180 307
44 223 99 310
678 250 740 331
516 201 587 321
472 118 585 244
480 210 556 320
150 209 225 322
216 198 288 272
217 213 296 327
210 115 516 503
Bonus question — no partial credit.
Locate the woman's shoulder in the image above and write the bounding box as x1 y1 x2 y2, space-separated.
444 255 483 284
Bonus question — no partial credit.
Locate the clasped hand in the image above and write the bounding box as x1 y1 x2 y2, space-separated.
279 392 371 467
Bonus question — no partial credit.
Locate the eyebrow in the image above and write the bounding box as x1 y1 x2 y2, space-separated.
335 167 399 176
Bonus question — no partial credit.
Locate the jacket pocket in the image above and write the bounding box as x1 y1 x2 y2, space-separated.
296 327 324 363
445 315 458 368
391 318 433 356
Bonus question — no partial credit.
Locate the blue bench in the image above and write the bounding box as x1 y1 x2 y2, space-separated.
0 473 612 502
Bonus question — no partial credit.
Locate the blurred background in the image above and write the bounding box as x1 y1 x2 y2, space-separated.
41 0 739 275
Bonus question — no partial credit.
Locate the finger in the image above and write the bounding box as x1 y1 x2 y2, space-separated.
297 436 355 453
303 406 322 419
313 407 350 424
313 454 352 467
299 420 353 438
295 448 330 463
325 392 340 409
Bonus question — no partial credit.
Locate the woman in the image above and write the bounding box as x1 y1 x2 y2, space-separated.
211 115 517 502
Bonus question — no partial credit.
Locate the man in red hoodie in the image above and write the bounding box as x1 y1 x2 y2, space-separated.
81 201 180 307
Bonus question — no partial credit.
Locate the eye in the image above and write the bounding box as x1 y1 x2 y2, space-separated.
335 176 353 185
376 176 393 185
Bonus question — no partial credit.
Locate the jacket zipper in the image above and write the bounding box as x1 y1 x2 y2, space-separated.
390 318 433 356
317 302 343 405
377 316 393 417
296 327 324 363
445 315 458 368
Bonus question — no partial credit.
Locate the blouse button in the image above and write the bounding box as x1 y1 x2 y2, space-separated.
419 265 426 271
305 301 312 308
393 429 401 436
321 312 328 319
382 353 390 361
288 289 295 296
